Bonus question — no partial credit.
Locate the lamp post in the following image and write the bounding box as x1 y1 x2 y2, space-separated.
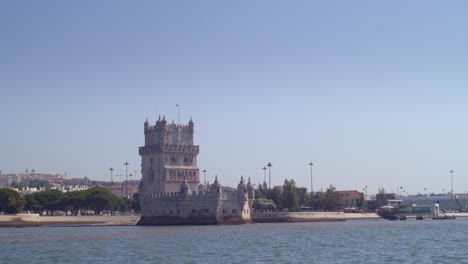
450 170 454 196
117 174 123 197
267 162 272 189
202 169 207 184
365 185 368 196
109 167 114 183
129 173 133 199
309 162 314 194
424 188 427 196
124 161 129 199
262 166 267 187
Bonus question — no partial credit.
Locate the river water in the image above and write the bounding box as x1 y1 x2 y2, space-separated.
1 219 468 264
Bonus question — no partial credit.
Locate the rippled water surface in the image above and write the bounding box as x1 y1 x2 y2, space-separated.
1 219 468 263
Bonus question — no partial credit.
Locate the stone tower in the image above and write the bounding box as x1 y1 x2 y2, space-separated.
139 116 200 193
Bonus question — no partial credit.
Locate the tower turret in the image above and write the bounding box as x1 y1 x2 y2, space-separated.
237 176 247 200
211 176 222 195
144 118 150 131
247 177 255 200
188 117 194 134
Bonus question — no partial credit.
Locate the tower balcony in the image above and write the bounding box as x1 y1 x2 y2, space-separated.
139 144 200 155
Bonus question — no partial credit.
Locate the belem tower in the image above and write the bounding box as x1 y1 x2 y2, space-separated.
137 116 254 225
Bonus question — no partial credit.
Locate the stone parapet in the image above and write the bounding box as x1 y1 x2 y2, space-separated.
251 212 346 222
0 214 41 227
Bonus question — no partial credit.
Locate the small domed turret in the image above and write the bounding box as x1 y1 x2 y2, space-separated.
211 175 221 189
247 177 255 200
237 176 246 190
198 183 206 193
211 176 222 195
237 176 247 200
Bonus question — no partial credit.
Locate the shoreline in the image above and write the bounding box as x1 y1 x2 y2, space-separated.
2 212 468 227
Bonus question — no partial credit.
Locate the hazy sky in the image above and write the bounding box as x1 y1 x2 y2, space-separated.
2 1 468 195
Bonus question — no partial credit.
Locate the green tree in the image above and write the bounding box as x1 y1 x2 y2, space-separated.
24 193 43 212
0 188 25 214
255 183 267 199
266 187 282 210
253 198 276 210
28 189 65 215
296 187 309 207
63 190 87 216
282 179 300 211
320 185 341 211
84 187 123 215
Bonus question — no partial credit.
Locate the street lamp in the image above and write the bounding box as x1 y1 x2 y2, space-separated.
450 170 454 196
267 162 272 189
109 167 114 183
129 173 133 199
117 174 123 197
202 169 207 184
309 162 314 194
424 188 427 196
124 161 129 199
262 166 267 186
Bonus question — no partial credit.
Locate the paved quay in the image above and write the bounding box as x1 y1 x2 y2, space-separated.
0 215 140 227
39 215 141 226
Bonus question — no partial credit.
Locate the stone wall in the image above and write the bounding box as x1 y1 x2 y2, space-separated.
0 214 40 227
251 212 346 222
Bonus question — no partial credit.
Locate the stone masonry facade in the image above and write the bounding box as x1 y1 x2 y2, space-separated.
138 116 253 225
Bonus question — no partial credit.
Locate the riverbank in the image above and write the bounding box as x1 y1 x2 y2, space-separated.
0 215 140 227
3 212 468 227
251 212 382 223
40 215 141 226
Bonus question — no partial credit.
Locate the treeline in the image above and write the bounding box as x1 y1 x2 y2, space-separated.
255 180 365 212
0 187 140 215
255 179 308 211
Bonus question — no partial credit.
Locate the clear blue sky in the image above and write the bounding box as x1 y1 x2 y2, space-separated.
2 1 468 195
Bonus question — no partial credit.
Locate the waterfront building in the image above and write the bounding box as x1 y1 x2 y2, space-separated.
138 116 253 225
336 190 363 209
401 194 468 212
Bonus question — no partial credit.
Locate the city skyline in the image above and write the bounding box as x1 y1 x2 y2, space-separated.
2 1 468 195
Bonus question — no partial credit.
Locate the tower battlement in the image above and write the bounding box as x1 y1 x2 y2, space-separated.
144 116 195 146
